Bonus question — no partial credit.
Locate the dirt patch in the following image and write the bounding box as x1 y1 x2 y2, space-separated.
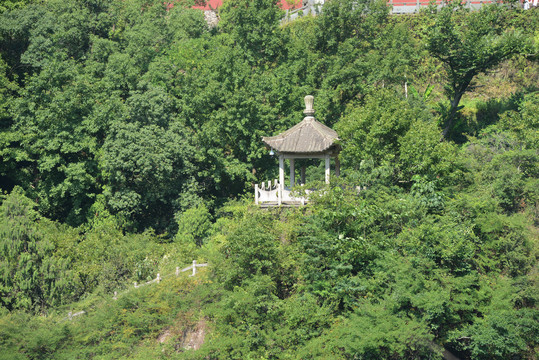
174 318 207 351
156 311 208 351
157 328 171 344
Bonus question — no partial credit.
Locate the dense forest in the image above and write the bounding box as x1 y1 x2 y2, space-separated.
0 0 538 358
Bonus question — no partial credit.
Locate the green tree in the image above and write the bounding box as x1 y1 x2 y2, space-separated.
336 89 458 186
1 0 206 230
175 204 212 246
0 57 18 191
298 300 439 359
0 0 40 13
0 188 68 311
314 0 389 55
6 58 106 225
425 3 527 138
219 0 285 64
101 121 196 232
218 213 280 289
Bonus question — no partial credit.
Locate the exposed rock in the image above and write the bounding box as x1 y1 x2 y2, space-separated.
174 318 207 351
157 328 171 344
204 10 219 28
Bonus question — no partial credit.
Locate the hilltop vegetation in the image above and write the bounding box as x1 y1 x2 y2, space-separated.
0 0 538 359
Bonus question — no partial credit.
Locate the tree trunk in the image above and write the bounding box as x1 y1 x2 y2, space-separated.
442 90 465 139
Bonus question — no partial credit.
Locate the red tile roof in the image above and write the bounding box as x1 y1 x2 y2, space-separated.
165 0 303 11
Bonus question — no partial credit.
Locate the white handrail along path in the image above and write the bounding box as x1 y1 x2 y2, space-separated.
64 260 208 321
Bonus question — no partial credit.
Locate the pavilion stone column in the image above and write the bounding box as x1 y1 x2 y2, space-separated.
325 154 330 184
279 155 285 205
279 155 285 189
290 158 295 187
335 156 340 177
301 166 306 185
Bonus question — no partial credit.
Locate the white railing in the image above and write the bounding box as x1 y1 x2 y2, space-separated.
63 260 208 321
255 180 310 206
133 260 207 288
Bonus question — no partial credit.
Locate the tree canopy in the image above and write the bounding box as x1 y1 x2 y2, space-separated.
425 2 529 138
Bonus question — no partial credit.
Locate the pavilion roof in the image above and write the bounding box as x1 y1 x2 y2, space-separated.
262 116 339 154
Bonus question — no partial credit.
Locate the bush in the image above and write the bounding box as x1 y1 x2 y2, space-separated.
0 188 70 311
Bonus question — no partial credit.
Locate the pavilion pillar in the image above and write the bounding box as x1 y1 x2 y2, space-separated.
325 154 330 184
300 166 306 185
290 158 295 187
279 155 285 188
335 156 340 177
279 155 284 205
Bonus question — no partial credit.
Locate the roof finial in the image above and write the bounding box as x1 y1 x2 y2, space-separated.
304 95 315 116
